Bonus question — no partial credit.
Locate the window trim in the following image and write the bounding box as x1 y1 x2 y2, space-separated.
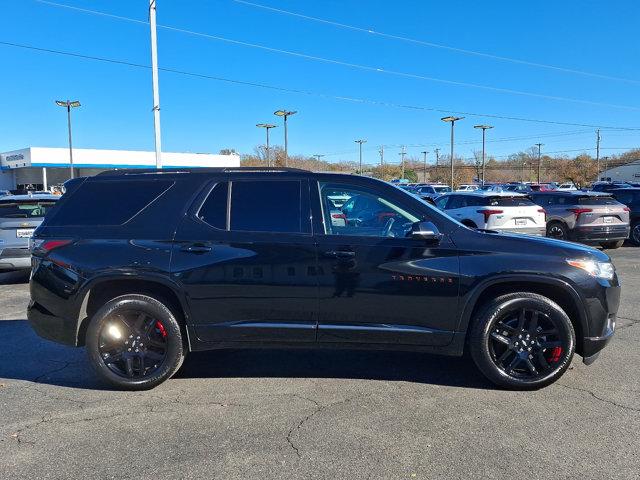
195 181 229 231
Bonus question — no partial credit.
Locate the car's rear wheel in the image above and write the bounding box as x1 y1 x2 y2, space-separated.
630 221 640 246
546 221 568 240
600 240 624 249
469 293 575 390
86 294 185 390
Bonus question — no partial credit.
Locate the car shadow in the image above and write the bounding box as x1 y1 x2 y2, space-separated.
0 319 494 390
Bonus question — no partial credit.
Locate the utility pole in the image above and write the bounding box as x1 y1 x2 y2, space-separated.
399 146 406 180
355 139 367 175
595 129 601 181
421 151 428 182
379 145 385 180
434 148 440 182
602 156 609 180
149 0 162 169
535 143 543 183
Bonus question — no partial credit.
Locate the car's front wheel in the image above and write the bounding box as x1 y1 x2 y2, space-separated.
600 240 624 249
469 293 575 390
85 294 185 390
630 221 640 246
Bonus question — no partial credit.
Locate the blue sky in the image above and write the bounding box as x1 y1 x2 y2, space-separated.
1 0 640 165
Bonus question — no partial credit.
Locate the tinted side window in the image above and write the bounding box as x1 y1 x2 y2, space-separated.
446 195 465 209
613 191 634 205
435 196 448 209
230 180 302 233
47 180 173 226
198 182 228 229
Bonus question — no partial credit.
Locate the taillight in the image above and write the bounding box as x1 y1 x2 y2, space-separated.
538 208 547 220
331 213 346 220
477 209 503 223
31 239 73 254
623 207 631 212
568 208 592 220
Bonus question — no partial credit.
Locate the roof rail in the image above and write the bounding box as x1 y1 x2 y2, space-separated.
96 166 308 176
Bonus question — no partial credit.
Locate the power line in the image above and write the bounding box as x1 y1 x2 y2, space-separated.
32 0 640 111
229 0 640 86
3 39 640 134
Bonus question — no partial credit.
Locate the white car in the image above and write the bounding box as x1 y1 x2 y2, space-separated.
557 182 577 191
435 191 546 235
456 184 479 192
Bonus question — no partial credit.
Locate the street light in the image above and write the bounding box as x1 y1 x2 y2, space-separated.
355 139 367 174
535 143 543 183
274 109 297 166
256 123 277 166
473 125 493 186
55 99 81 179
441 116 464 188
421 151 429 182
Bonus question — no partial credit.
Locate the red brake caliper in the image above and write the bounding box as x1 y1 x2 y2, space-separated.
548 346 563 363
155 321 168 338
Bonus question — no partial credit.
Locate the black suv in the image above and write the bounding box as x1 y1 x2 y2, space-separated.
28 168 620 390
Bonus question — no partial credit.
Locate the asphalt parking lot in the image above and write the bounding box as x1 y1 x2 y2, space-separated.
1 247 638 480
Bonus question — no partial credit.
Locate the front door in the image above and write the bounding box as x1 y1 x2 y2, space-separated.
171 176 318 344
313 179 459 346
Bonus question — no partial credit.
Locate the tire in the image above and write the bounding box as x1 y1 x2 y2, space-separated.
600 240 624 249
469 292 575 390
630 221 640 246
546 221 569 240
85 294 185 390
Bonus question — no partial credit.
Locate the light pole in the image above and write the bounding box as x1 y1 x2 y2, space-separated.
441 116 464 188
55 99 81 179
149 0 162 169
522 162 527 182
421 151 428 182
474 125 493 186
274 109 297 166
379 145 385 180
355 139 367 174
602 156 609 181
535 143 543 183
399 146 406 180
256 123 277 166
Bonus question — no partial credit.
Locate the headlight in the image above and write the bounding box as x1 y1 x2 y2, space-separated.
566 259 615 280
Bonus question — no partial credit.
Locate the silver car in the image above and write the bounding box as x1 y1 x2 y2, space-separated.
0 194 59 270
530 191 630 249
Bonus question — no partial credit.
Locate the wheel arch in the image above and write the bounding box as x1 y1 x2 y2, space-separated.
457 276 588 355
74 274 192 348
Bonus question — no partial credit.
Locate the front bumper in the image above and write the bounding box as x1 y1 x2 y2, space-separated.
572 225 630 242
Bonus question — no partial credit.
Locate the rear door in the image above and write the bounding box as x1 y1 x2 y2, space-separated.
171 176 318 344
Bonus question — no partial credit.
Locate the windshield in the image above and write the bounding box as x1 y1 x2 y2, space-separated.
0 200 57 218
434 186 451 193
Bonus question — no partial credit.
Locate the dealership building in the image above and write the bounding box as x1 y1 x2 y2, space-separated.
599 159 640 183
0 147 241 191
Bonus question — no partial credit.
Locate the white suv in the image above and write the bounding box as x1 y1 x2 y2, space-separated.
435 191 546 235
456 184 479 192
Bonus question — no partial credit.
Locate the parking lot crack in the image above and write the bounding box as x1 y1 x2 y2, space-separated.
285 393 363 458
557 384 640 413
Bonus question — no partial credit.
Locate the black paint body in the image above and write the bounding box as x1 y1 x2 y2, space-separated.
27 170 620 364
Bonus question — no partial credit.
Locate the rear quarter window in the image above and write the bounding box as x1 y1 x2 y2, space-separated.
46 179 174 226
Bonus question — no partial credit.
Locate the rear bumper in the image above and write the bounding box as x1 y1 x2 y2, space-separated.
27 300 78 346
572 225 630 242
0 246 31 270
496 226 546 236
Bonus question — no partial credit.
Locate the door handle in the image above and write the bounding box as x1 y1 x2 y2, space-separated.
323 250 356 259
181 243 212 254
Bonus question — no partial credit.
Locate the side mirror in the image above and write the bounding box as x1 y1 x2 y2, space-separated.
411 221 442 243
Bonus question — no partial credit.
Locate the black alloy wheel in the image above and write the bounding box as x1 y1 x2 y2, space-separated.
98 310 168 379
631 221 640 246
86 294 185 390
470 292 575 390
547 222 568 240
488 308 565 379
